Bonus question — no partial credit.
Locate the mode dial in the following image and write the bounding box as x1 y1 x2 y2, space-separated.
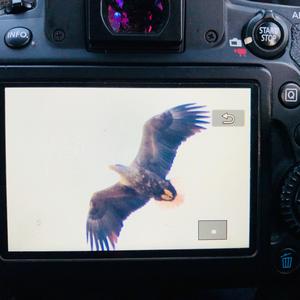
281 164 300 236
1 0 35 14
244 11 289 59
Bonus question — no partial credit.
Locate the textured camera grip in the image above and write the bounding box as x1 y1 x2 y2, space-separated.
291 24 300 67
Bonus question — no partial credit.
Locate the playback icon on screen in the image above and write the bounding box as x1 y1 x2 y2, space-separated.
212 110 245 127
198 220 228 240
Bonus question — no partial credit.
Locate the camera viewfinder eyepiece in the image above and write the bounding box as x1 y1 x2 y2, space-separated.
87 0 184 52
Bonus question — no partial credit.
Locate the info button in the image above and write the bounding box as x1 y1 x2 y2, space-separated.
5 27 32 49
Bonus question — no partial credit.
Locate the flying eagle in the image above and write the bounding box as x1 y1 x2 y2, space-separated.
86 103 209 251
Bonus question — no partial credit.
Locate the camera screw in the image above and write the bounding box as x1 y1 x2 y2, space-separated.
205 30 218 43
53 29 65 42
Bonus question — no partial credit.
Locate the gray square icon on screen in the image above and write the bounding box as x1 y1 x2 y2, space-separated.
198 220 227 240
212 110 245 127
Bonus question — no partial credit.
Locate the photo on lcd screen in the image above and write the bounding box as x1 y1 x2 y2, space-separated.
5 87 251 252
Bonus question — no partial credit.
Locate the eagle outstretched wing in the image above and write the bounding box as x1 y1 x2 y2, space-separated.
132 103 209 178
87 183 149 251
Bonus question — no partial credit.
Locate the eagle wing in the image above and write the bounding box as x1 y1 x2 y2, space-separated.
87 183 149 251
132 103 209 178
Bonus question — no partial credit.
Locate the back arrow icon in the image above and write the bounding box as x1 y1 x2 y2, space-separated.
222 112 235 125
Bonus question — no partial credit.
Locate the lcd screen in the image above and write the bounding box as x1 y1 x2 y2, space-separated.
5 87 252 252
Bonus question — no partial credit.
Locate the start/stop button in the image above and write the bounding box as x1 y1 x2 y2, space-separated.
244 11 289 59
255 21 282 48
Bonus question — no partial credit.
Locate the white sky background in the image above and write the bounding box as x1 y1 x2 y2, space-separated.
5 88 251 252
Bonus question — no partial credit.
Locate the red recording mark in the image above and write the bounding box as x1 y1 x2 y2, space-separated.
234 48 247 57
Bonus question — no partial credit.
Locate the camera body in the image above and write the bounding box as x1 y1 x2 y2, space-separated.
0 0 300 287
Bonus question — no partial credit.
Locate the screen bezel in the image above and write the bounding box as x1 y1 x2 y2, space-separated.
0 82 259 261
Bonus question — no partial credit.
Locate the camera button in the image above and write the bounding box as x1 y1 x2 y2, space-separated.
255 22 282 49
277 248 298 275
244 11 289 59
279 83 300 108
4 27 32 49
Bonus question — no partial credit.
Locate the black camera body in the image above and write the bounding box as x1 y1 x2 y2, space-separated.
1 0 300 288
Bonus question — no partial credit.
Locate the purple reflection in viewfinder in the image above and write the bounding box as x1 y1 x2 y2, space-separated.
105 0 169 34
116 0 124 9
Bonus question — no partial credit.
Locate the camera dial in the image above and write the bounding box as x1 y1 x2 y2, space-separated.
243 10 289 59
281 164 300 237
0 0 35 14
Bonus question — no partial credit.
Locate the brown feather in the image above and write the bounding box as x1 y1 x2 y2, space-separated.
87 183 149 251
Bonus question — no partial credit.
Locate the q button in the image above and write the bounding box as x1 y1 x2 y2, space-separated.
5 27 32 49
280 83 300 108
